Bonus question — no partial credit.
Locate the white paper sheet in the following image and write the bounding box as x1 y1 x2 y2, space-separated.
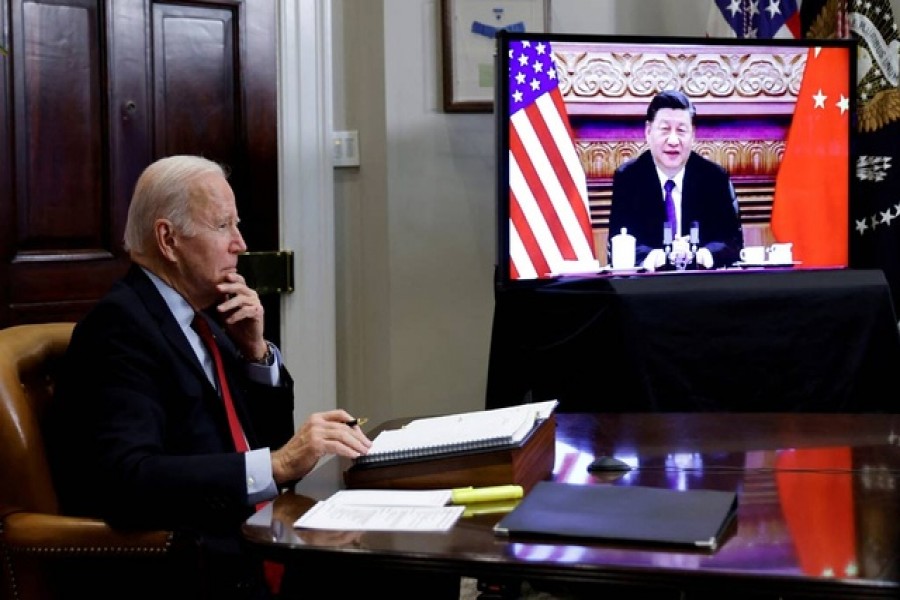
294 500 464 532
324 489 453 506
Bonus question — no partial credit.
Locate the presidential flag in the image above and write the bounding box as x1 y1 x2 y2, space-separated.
771 46 850 267
801 0 900 317
507 39 595 280
707 0 802 38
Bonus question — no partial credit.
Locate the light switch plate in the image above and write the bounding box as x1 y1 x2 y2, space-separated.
333 130 360 167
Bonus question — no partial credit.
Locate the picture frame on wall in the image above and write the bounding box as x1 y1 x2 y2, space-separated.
441 0 550 113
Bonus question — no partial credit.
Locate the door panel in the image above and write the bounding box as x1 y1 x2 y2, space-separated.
5 0 122 323
151 4 237 159
1 0 279 340
20 1 105 250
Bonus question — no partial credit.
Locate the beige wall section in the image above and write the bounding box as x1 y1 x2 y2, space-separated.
334 0 498 426
329 0 714 425
328 0 900 425
331 1 394 427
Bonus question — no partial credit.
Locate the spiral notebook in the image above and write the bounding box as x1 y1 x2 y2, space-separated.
352 400 558 467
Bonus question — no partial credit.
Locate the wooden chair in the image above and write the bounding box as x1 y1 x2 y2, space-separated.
0 323 202 600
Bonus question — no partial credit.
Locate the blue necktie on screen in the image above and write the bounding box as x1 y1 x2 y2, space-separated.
664 179 677 237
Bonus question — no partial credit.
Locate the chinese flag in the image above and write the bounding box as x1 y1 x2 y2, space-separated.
771 47 850 267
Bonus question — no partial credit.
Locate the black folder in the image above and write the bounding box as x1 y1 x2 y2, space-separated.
493 481 738 551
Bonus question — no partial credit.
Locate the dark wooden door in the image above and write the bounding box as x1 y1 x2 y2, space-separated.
0 0 279 336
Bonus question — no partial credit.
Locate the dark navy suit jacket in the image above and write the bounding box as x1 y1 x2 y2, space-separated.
49 264 294 548
608 150 743 268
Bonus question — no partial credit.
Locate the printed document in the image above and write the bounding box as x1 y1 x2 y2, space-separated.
294 488 463 532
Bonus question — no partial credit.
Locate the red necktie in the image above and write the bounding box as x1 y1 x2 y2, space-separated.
192 314 284 594
192 314 248 453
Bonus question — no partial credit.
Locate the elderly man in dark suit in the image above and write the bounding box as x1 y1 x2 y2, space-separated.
608 90 743 271
48 155 372 599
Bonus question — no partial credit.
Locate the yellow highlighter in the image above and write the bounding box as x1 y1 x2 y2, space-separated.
462 498 521 518
451 484 524 505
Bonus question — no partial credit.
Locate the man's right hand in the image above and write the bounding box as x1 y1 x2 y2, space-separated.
271 410 372 484
642 249 667 272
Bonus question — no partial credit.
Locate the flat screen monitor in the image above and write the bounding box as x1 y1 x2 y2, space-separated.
494 31 856 287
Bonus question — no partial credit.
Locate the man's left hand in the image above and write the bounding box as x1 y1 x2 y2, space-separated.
215 272 268 360
695 248 714 269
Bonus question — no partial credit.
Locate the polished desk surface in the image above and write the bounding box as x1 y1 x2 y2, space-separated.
244 413 900 598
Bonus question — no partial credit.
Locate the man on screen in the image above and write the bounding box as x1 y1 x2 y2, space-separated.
608 90 743 271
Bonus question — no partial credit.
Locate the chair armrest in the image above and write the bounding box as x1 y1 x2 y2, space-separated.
1 508 174 556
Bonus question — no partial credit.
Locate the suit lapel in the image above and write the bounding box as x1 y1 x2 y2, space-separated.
681 153 700 227
639 153 666 223
124 265 206 381
123 266 258 446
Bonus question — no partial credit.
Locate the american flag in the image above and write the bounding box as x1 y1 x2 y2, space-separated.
707 0 802 38
507 40 595 280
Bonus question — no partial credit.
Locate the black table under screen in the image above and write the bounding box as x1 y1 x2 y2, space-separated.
485 268 900 412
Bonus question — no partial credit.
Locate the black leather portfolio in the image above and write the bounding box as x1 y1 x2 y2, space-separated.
493 481 738 551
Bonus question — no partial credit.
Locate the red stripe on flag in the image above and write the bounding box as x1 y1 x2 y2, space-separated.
510 121 576 259
510 187 550 278
521 101 586 259
549 91 593 246
784 11 802 37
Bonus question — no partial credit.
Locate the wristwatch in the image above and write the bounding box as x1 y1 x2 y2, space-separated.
250 342 275 366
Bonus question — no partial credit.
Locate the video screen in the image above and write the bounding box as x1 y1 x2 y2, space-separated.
495 32 856 286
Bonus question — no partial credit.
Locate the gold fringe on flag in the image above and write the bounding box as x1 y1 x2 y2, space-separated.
802 0 900 132
803 0 847 39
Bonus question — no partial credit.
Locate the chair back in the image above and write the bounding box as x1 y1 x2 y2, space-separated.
0 323 74 516
0 323 206 600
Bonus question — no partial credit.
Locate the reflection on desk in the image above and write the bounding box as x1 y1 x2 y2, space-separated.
243 413 900 598
486 269 900 412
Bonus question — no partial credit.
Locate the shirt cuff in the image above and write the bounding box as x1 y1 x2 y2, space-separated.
245 342 283 386
245 447 278 503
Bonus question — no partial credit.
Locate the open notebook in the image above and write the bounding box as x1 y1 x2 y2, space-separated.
352 400 558 467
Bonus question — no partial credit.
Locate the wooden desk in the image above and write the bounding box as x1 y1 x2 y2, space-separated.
486 269 900 412
243 413 900 599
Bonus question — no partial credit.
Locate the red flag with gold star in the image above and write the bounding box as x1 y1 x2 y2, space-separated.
771 46 850 267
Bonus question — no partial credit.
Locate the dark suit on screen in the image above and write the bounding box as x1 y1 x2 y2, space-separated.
608 150 743 268
48 265 295 599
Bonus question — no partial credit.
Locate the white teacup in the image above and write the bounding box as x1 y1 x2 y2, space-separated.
767 242 793 264
739 246 766 264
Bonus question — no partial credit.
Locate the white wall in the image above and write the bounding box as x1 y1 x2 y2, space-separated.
324 0 900 426
325 0 713 427
550 0 710 34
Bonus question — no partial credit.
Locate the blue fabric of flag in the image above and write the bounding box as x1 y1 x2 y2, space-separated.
708 0 800 38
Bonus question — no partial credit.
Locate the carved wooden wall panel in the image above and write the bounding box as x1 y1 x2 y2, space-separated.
553 42 807 257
